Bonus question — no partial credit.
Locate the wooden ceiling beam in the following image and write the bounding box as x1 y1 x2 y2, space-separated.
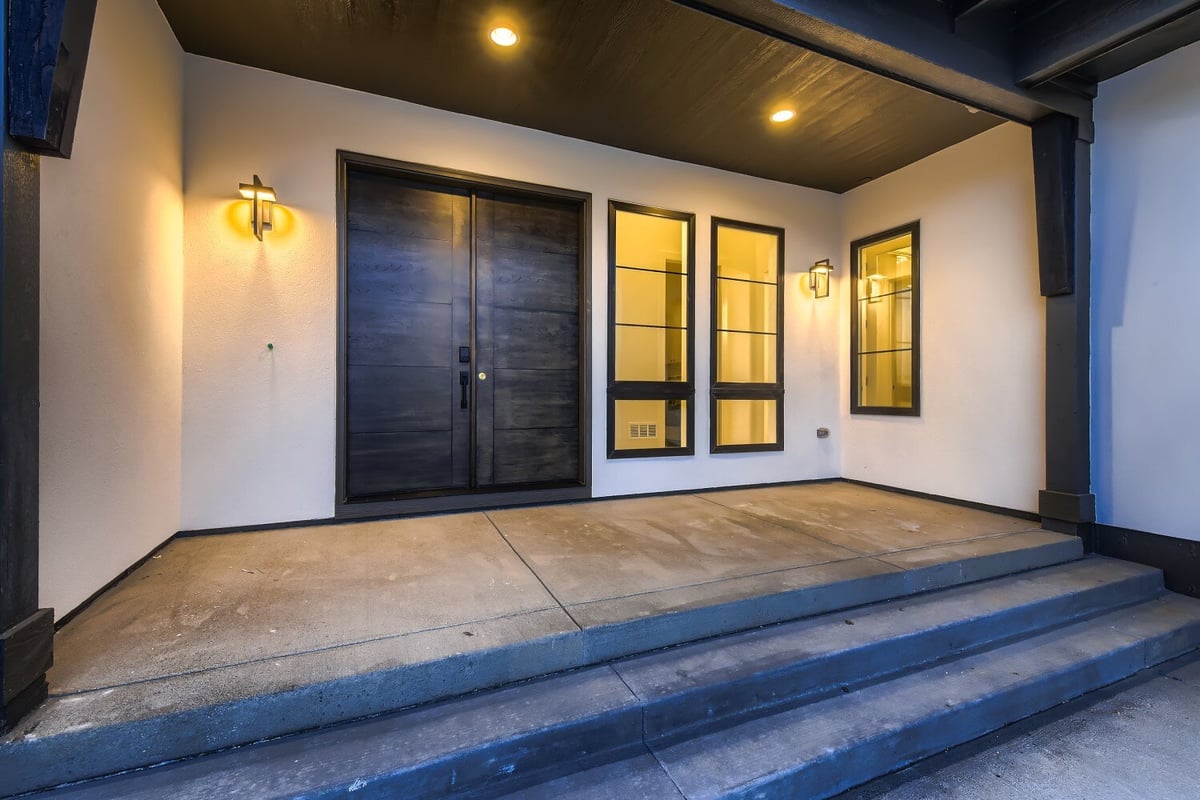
1016 0 1200 86
673 0 1096 140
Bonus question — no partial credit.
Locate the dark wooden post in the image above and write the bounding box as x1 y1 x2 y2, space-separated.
1032 112 1096 538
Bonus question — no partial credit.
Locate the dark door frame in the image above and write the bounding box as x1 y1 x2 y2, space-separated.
334 151 593 519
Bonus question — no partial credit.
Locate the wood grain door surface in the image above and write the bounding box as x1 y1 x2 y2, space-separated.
345 170 581 501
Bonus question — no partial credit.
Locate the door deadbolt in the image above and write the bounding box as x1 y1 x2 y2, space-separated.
478 372 487 381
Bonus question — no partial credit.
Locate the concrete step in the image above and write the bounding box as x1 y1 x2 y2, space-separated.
613 555 1162 744
0 529 1081 797
20 555 1186 800
654 593 1200 800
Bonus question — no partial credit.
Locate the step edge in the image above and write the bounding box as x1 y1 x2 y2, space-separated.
674 600 1200 800
636 567 1165 744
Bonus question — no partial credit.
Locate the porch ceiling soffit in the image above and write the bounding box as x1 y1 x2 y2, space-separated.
154 0 1005 194
680 0 1200 143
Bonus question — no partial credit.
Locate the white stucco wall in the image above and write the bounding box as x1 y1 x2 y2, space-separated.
1093 40 1200 540
840 123 1045 512
39 0 184 614
181 56 842 531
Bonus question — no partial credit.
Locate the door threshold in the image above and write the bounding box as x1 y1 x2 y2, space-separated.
335 485 592 520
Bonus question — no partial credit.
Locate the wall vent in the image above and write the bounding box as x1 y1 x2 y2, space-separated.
629 422 658 439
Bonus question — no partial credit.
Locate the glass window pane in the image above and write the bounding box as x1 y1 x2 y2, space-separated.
717 279 777 334
716 227 777 282
716 331 776 383
614 211 687 273
716 399 778 446
615 267 687 328
614 399 688 450
858 351 914 409
857 291 913 353
615 326 687 382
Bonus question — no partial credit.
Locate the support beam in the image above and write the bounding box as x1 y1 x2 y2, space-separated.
1032 113 1094 537
672 0 1095 139
0 3 50 733
1017 0 1200 86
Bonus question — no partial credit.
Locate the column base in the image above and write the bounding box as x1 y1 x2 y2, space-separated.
1 608 54 733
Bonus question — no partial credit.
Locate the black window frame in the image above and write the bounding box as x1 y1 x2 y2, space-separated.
607 200 696 459
850 220 921 416
710 217 785 453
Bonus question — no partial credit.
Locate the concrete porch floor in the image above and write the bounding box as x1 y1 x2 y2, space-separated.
4 482 1080 795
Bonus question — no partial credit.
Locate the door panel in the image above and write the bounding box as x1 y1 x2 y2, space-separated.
475 195 581 488
347 366 451 434
345 171 470 499
344 171 583 503
346 432 455 495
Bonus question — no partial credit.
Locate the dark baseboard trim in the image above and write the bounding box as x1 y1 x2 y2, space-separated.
1 609 53 731
1039 489 1096 524
54 536 176 630
841 479 1041 523
178 477 849 538
1092 523 1200 599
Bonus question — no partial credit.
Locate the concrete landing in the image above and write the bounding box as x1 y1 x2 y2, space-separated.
1 482 1073 796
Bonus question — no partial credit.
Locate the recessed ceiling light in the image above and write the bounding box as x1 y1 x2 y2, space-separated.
490 26 519 47
769 109 796 124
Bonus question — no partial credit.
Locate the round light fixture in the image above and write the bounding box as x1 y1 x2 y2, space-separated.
769 108 796 124
490 26 519 47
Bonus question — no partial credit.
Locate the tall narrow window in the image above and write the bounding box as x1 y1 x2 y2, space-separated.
608 201 695 457
851 222 920 415
711 218 784 452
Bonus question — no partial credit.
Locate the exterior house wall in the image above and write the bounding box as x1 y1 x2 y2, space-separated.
39 0 185 614
839 123 1046 512
181 56 842 531
1092 40 1200 541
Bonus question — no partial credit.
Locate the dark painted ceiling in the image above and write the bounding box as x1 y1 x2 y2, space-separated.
156 0 1005 193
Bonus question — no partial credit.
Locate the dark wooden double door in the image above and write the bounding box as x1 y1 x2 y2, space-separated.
343 167 584 502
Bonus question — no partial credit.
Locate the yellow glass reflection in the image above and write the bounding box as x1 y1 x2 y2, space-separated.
614 327 687 382
717 332 776 383
614 399 688 450
716 227 777 282
717 280 776 334
615 268 687 328
614 211 687 273
715 224 779 388
614 209 689 383
856 231 914 409
716 399 777 446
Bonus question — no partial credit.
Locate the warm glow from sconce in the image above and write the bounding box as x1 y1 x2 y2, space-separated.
809 258 833 298
490 26 519 46
238 175 277 241
769 109 796 124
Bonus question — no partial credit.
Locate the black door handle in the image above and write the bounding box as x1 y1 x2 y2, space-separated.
459 371 469 409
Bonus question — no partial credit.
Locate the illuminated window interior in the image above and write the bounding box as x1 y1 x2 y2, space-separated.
712 220 783 450
609 204 693 455
852 225 918 413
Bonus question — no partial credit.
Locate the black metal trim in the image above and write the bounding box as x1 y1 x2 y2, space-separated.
709 217 785 454
1091 523 1200 599
607 200 697 458
849 221 922 416
334 151 593 518
52 535 175 629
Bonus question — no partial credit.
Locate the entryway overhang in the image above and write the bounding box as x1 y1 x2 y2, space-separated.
3 0 1200 736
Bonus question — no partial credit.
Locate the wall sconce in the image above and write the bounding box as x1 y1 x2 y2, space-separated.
809 258 833 298
239 175 277 241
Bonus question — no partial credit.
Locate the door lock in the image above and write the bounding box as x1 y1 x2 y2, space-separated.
478 372 487 381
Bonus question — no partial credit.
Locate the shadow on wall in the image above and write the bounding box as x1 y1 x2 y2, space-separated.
1092 62 1199 523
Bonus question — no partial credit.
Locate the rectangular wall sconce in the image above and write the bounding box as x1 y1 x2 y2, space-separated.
239 175 277 241
809 258 833 298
